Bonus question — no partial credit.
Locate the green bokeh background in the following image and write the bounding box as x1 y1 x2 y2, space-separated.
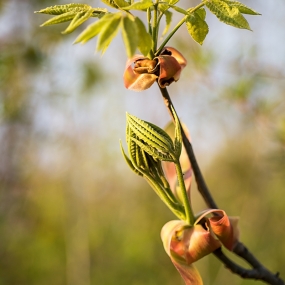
0 0 285 284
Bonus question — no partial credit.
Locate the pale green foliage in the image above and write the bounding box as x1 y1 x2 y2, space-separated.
186 8 208 45
205 0 251 30
36 0 259 57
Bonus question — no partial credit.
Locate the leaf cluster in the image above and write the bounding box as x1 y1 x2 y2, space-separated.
35 0 260 58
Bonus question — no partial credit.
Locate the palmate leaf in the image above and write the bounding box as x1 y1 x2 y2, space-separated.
186 8 209 45
122 16 138 58
135 17 153 56
96 13 122 54
39 11 77 26
74 13 115 44
35 4 92 15
205 0 251 30
62 9 93 34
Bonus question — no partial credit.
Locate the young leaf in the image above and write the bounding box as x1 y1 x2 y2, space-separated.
35 4 92 15
74 13 114 44
221 0 261 15
114 0 130 8
161 10 172 38
134 17 153 56
186 10 209 45
123 0 153 11
62 9 94 34
101 0 119 8
96 13 122 54
39 11 77 27
195 7 206 20
122 16 138 58
205 0 251 30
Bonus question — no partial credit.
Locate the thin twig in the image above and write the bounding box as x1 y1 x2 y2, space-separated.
158 85 284 285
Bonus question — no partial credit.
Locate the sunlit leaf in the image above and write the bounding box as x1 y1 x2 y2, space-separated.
206 0 251 30
96 13 122 54
135 17 153 56
62 9 93 34
39 11 77 27
101 0 119 8
123 0 153 11
221 0 261 15
35 4 92 15
114 0 130 8
195 7 206 20
122 16 138 58
161 10 172 38
74 13 115 44
186 11 209 45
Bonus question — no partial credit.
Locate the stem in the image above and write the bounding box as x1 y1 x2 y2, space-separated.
152 0 159 53
175 161 195 225
145 174 186 220
155 2 205 56
158 85 285 284
158 86 218 209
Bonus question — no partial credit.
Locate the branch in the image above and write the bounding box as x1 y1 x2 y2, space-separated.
158 85 284 285
214 248 283 285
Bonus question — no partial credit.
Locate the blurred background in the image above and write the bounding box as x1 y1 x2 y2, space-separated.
0 0 284 284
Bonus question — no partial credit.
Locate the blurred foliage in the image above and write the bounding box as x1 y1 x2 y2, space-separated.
0 0 285 285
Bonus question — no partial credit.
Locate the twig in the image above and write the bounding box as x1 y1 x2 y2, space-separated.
158 85 284 285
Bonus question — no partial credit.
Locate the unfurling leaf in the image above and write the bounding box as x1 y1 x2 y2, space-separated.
186 9 209 45
122 16 138 58
135 17 153 56
35 4 92 15
205 0 251 30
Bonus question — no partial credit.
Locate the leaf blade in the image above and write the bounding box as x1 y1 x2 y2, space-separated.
206 0 251 30
134 17 153 56
186 10 209 45
122 16 138 58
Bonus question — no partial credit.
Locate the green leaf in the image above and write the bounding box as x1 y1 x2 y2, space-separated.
221 0 261 15
196 7 206 20
161 10 172 38
186 11 209 45
74 13 115 44
205 0 251 30
62 9 93 34
127 113 175 156
122 16 138 58
134 17 153 56
35 4 92 15
123 0 153 11
101 0 119 8
39 11 77 27
114 0 130 8
120 141 143 176
96 13 122 54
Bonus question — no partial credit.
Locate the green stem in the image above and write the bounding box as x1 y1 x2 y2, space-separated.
155 2 205 56
145 174 186 220
175 157 195 225
152 0 159 53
